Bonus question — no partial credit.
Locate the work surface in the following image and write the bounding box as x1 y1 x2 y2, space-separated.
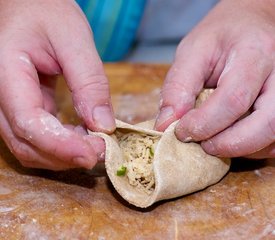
0 64 274 239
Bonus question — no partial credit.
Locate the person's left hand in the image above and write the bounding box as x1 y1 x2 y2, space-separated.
155 0 275 159
0 0 115 170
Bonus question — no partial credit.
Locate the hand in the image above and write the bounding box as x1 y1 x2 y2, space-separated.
0 0 115 170
155 0 275 159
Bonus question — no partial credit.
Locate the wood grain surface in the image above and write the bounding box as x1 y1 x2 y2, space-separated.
0 63 274 240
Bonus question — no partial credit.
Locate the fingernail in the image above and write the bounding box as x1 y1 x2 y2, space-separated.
175 121 192 142
84 135 106 161
183 136 193 143
155 106 175 130
93 105 115 132
175 132 193 142
98 151 105 162
175 132 194 143
73 157 90 167
202 140 218 155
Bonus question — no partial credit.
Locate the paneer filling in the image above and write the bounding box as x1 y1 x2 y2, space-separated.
116 132 160 194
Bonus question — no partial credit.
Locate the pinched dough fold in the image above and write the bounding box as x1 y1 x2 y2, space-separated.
88 89 231 208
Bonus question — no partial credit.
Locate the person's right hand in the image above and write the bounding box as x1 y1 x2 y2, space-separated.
155 0 275 159
0 0 115 170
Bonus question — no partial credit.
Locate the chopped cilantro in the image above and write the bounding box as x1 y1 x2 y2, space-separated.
116 165 127 176
149 147 154 157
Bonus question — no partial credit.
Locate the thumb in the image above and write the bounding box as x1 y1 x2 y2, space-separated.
155 38 220 131
48 7 115 133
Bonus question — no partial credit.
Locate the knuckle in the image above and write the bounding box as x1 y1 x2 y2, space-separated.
176 32 207 53
175 39 188 54
189 115 212 140
161 87 194 109
225 141 242 157
163 73 189 92
226 88 251 118
10 114 28 139
9 138 29 161
72 72 110 99
75 69 108 88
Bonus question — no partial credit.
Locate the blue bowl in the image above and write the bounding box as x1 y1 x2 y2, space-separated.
76 0 146 61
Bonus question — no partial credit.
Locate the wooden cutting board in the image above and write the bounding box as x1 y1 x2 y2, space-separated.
0 63 274 239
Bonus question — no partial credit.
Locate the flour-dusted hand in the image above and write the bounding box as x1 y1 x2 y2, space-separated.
155 0 275 159
0 0 115 170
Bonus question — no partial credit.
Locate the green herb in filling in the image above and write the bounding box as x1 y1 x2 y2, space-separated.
149 146 154 157
116 165 127 176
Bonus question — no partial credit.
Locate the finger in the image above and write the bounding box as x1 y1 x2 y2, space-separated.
19 150 77 171
15 110 105 169
0 51 104 169
63 124 105 160
0 110 78 170
155 36 221 131
244 143 275 159
47 7 115 133
5 29 62 76
176 48 272 142
20 160 73 171
201 75 275 157
201 110 274 157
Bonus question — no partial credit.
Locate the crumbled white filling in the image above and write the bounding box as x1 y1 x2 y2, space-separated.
117 132 160 194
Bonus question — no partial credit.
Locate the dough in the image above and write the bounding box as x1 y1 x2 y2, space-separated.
88 89 231 208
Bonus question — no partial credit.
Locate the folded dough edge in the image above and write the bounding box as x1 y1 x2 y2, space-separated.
89 120 230 208
88 89 231 208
